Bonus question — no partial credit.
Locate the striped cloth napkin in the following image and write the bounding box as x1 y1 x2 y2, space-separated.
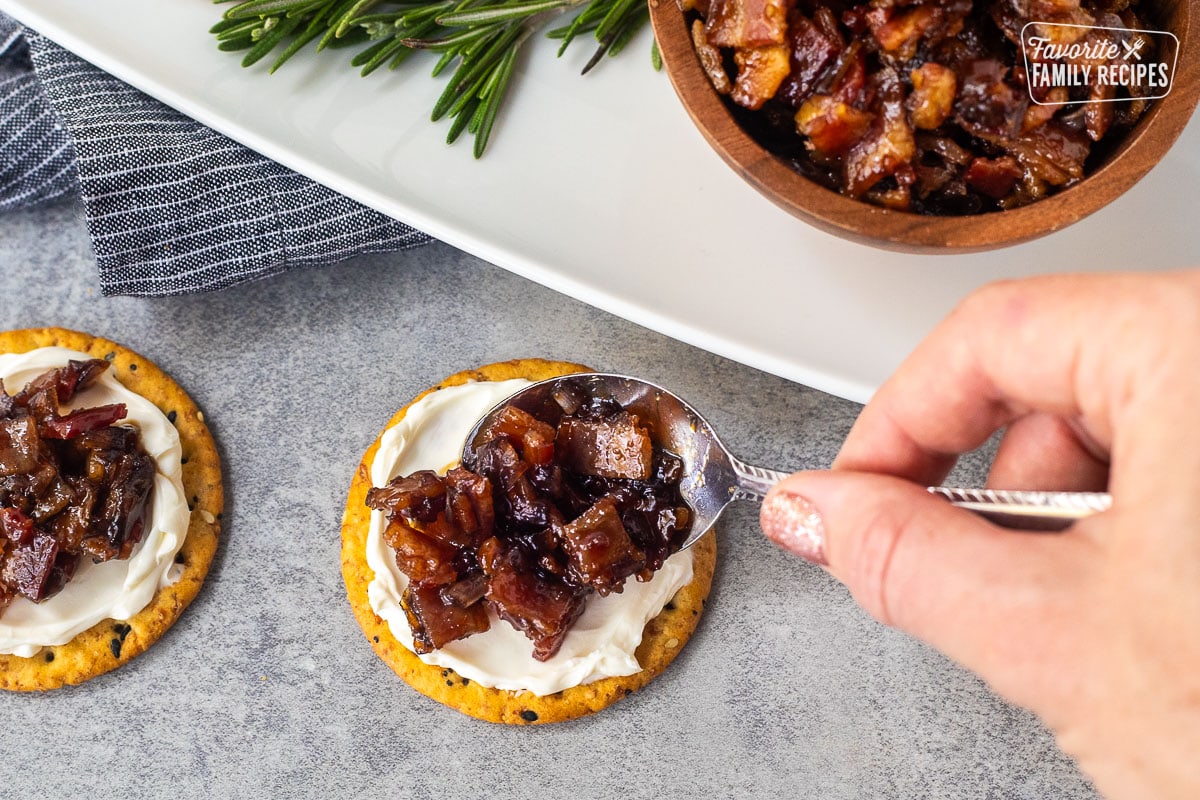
0 14 431 296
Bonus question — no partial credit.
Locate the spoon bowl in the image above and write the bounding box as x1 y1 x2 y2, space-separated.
464 373 765 549
463 373 1113 546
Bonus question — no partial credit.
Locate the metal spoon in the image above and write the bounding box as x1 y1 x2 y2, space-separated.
463 373 1113 549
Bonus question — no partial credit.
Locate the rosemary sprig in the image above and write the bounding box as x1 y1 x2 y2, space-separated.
211 0 655 157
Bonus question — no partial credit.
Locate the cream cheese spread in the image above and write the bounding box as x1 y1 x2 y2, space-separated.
365 379 694 696
0 347 191 657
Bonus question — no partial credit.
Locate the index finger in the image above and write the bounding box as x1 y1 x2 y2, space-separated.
834 271 1194 485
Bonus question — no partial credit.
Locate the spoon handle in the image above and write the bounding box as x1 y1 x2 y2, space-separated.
729 458 790 501
926 487 1112 531
731 459 1111 531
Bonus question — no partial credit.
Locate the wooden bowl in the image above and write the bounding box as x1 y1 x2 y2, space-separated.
649 0 1200 252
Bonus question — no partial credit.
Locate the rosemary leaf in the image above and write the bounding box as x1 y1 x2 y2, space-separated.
316 0 362 49
242 14 303 66
446 98 478 143
214 19 266 40
473 46 517 156
444 67 494 117
388 46 418 69
467 92 488 134
270 7 338 71
218 39 254 52
436 0 569 26
350 36 399 68
401 26 497 50
438 24 521 98
324 26 372 48
337 0 384 35
603 4 647 59
225 0 320 21
550 0 610 55
593 0 639 42
358 36 412 74
432 50 458 77
399 3 457 27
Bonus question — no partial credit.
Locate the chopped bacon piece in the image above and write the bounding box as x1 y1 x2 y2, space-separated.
1 507 34 546
705 0 792 48
366 470 445 522
0 416 43 477
478 405 556 466
872 4 943 59
384 519 459 585
1021 86 1068 133
693 20 732 95
0 533 71 602
41 403 128 440
444 466 494 545
472 438 551 528
1006 121 1090 186
829 44 871 107
485 548 586 661
954 59 1028 140
796 95 874 157
46 478 96 553
12 358 109 407
918 132 972 165
845 69 915 198
777 9 843 107
441 572 489 608
1019 0 1085 15
731 45 791 110
907 63 956 130
560 497 646 596
1085 82 1116 141
403 582 490 653
964 156 1023 198
557 412 653 480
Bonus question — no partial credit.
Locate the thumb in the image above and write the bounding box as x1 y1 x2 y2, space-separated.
759 470 1088 675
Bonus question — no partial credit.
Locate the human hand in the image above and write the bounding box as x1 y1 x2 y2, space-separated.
759 271 1200 799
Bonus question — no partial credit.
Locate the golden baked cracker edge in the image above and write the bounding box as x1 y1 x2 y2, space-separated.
340 359 717 724
0 327 223 691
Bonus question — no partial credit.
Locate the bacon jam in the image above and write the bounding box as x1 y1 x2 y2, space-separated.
688 0 1159 213
0 359 156 613
366 386 693 661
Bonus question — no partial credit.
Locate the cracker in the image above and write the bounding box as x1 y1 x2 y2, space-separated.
341 359 716 724
0 328 222 691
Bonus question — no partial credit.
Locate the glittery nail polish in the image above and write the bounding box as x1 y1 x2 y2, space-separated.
760 490 827 566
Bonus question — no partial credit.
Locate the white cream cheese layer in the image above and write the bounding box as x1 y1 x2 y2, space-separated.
365 379 694 696
0 347 191 657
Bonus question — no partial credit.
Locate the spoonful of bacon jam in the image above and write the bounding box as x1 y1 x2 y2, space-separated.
368 372 1114 660
364 376 693 661
0 359 156 614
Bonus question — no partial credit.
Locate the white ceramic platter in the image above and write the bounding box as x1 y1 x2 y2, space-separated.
3 0 1198 402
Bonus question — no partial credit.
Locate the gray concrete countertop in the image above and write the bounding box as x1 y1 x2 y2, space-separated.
0 200 1095 799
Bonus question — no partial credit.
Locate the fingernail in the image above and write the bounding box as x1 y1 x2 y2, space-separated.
760 490 827 566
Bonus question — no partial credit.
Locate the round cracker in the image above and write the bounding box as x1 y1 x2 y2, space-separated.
341 359 717 724
0 327 222 691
